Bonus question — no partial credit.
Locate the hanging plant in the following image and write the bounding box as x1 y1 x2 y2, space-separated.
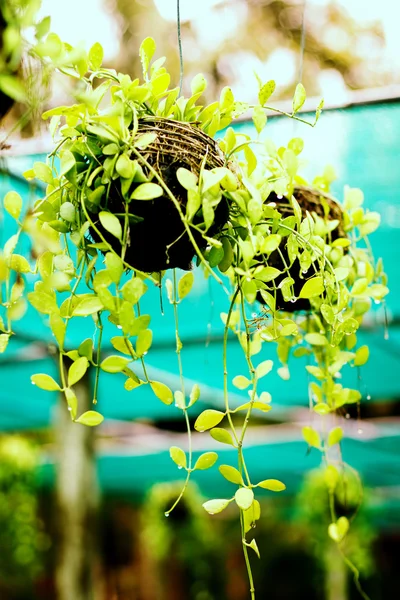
0 34 388 599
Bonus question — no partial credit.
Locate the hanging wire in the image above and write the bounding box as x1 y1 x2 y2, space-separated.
297 0 307 84
177 0 184 95
293 0 307 134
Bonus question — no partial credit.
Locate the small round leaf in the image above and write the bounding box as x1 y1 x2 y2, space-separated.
194 452 218 471
235 488 254 510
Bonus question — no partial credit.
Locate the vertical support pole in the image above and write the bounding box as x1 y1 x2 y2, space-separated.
324 544 348 600
54 369 102 600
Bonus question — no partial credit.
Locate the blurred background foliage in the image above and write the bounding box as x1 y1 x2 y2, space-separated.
1 0 399 134
0 436 50 599
1 1 400 599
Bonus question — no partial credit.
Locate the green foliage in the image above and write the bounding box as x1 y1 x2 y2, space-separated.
0 436 50 588
0 33 388 599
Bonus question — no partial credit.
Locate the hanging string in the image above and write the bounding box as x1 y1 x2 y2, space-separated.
177 0 184 95
297 0 307 84
293 0 307 134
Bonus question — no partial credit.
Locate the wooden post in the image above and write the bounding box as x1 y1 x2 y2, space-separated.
324 543 348 600
54 369 102 600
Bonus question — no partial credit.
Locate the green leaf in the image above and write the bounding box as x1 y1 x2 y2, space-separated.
354 345 369 367
260 234 281 253
255 266 281 282
194 452 218 471
150 381 174 405
219 465 243 485
235 488 254 510
178 272 194 300
299 276 324 299
33 161 54 184
139 37 156 75
60 150 76 176
78 339 93 361
100 355 131 373
234 401 272 413
121 277 147 304
188 383 200 407
191 73 207 95
130 183 163 200
136 329 152 357
35 16 51 39
76 411 104 427
10 254 31 273
325 465 339 491
302 426 321 449
65 388 78 420
328 426 343 447
248 539 260 559
106 253 124 284
257 479 286 492
28 291 57 315
232 375 251 390
321 304 335 325
293 82 306 113
252 105 267 134
169 446 187 469
4 191 22 220
174 390 185 409
177 168 198 191
194 409 225 432
243 499 261 533
255 360 273 379
203 498 231 515
0 334 10 353
111 336 135 356
115 153 135 179
68 357 88 387
73 296 104 316
258 80 275 106
93 270 113 292
99 212 122 240
134 132 158 150
88 42 104 70
210 428 235 446
328 516 349 543
118 302 135 337
129 315 151 336
31 373 61 391
315 98 324 123
305 333 327 346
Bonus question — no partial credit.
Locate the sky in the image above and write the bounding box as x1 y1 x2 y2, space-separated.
37 0 400 102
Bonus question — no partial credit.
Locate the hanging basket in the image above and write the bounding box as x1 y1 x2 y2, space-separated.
89 117 231 273
258 185 346 312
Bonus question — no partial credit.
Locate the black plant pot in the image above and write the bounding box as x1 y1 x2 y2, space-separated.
257 186 346 313
89 117 231 273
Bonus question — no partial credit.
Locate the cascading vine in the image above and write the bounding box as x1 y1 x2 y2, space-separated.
0 35 388 599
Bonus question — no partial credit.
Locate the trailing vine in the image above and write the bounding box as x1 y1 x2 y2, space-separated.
0 34 388 598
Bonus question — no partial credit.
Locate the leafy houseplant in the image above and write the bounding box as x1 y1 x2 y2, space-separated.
0 34 388 599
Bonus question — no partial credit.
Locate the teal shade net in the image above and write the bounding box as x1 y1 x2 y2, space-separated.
1 102 400 510
1 102 398 430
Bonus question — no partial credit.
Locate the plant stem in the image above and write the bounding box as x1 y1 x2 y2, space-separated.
240 511 256 600
165 270 193 514
223 290 240 446
92 314 103 404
